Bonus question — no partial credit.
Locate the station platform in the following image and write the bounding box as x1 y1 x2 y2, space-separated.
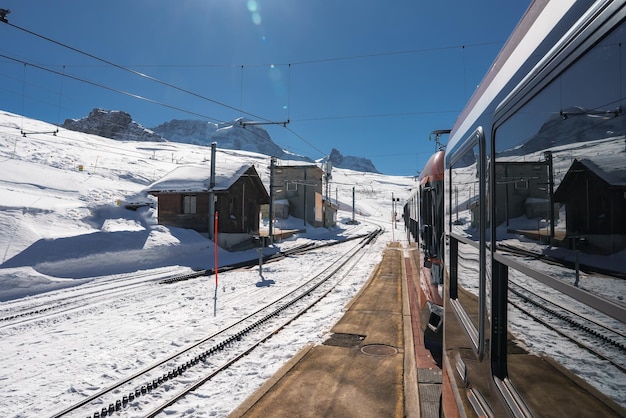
229 241 441 418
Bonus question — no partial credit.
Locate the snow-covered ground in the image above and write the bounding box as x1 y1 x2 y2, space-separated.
0 111 417 417
2 110 624 416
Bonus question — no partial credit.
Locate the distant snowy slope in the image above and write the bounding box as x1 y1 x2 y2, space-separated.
0 109 417 291
152 117 310 162
62 109 386 173
498 107 626 156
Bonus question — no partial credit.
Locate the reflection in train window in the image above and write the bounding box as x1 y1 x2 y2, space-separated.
493 17 626 409
448 138 486 352
494 17 626 285
450 144 480 237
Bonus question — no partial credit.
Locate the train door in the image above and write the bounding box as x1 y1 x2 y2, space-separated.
420 184 436 265
421 183 445 284
443 127 497 416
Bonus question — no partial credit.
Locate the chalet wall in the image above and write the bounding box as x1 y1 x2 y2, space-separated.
215 174 266 234
554 159 626 253
156 193 211 232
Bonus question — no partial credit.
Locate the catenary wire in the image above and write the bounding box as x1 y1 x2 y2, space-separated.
4 21 272 124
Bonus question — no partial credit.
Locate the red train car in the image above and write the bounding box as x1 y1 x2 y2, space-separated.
416 149 445 364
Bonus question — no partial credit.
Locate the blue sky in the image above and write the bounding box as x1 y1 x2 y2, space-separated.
0 0 529 176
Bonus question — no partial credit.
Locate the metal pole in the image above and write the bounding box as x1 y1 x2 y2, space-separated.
574 238 580 287
257 246 264 277
545 151 555 240
214 211 219 286
269 158 274 241
214 211 219 317
392 192 395 241
352 186 355 223
455 186 459 224
209 142 217 240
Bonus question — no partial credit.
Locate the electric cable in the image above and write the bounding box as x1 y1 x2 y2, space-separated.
1 18 502 170
0 54 224 123
4 21 272 123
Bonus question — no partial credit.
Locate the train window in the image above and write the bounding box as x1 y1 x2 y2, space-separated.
492 18 626 411
447 128 488 357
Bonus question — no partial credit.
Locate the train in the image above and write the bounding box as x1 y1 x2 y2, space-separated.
404 1 626 416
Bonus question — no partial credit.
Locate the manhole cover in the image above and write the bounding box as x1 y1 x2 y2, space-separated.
360 344 398 356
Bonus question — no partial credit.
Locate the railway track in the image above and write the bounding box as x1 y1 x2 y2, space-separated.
1 232 372 329
159 231 371 285
508 278 626 374
498 242 626 280
50 227 382 418
0 266 195 330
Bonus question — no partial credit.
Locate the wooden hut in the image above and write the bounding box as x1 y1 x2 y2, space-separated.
146 164 269 248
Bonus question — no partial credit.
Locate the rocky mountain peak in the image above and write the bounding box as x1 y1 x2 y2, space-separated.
63 108 164 142
151 118 294 159
326 148 380 173
62 109 380 173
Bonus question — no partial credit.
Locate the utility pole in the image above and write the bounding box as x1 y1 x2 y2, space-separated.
352 186 356 224
324 161 332 228
544 151 555 242
303 168 307 227
268 156 276 243
209 142 217 240
392 192 395 229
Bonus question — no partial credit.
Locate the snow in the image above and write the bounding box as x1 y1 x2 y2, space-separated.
0 111 417 417
1 110 624 416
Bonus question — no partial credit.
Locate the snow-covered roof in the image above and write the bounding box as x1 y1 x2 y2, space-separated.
577 154 626 187
555 154 626 202
146 164 254 193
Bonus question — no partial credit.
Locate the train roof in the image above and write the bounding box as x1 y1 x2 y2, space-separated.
419 150 445 184
446 0 578 162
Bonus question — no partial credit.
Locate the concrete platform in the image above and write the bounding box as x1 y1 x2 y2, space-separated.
229 242 436 418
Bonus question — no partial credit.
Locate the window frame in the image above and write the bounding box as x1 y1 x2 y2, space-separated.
447 126 488 359
182 194 197 214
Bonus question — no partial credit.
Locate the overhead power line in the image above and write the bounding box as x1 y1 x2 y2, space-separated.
283 126 327 158
1 14 501 164
288 42 504 66
292 110 460 123
3 20 272 124
0 54 225 123
17 41 505 70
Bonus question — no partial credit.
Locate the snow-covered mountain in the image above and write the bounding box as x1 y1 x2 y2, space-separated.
151 117 309 162
323 148 380 174
63 108 164 142
498 106 626 157
63 109 381 173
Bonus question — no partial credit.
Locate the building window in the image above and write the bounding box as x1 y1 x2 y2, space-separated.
287 182 298 192
183 195 197 214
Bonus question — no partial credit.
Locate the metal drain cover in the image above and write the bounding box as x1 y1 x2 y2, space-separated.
360 344 398 356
